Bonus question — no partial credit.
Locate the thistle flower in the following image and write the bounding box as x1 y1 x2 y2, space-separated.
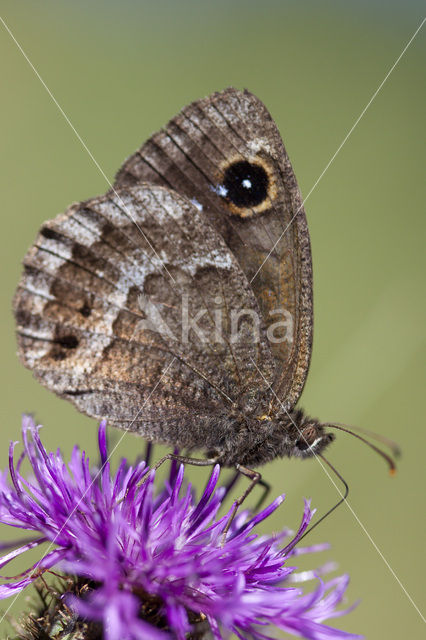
0 417 361 640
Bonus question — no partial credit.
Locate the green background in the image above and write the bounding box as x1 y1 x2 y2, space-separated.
0 1 424 638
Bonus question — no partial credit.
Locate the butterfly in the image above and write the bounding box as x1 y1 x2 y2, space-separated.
14 89 394 487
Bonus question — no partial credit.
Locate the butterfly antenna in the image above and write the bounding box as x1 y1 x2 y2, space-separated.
295 454 349 546
328 422 401 459
325 423 397 474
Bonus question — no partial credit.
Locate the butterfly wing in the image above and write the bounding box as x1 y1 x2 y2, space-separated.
115 88 313 412
14 185 276 448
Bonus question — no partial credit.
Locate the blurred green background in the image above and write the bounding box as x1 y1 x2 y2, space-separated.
1 1 425 638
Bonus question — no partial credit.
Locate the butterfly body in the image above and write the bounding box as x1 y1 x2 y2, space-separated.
201 411 335 467
14 89 336 468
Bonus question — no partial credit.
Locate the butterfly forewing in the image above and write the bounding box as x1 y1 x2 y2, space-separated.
115 88 313 412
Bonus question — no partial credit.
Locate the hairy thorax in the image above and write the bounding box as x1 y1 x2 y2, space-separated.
206 408 335 468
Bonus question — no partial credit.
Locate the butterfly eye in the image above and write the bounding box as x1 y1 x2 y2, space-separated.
223 160 269 208
296 425 318 451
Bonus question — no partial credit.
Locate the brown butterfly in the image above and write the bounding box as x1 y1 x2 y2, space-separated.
14 89 395 512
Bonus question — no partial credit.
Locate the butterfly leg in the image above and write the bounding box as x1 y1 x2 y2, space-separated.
221 469 241 500
135 452 219 490
151 452 219 473
223 469 270 511
144 441 153 467
221 464 261 543
123 453 219 501
253 477 271 512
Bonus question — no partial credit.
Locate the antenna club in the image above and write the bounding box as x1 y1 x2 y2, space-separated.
389 467 397 477
325 423 396 472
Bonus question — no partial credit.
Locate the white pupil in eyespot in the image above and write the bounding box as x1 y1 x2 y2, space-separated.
242 178 252 189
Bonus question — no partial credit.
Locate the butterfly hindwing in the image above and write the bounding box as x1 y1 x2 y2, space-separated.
14 184 277 447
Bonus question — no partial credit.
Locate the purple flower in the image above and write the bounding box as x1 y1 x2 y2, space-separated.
0 417 362 640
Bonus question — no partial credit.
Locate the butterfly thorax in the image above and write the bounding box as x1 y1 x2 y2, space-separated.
206 408 335 467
